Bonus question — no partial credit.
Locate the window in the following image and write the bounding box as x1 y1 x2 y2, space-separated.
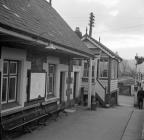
99 59 108 78
48 64 56 96
72 60 82 66
92 65 95 83
83 62 89 77
2 60 19 104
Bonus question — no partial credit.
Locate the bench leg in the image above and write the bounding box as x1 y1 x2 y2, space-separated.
63 110 68 116
38 116 49 126
49 113 59 121
23 125 32 133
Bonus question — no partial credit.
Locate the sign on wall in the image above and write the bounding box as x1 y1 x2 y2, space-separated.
29 72 46 100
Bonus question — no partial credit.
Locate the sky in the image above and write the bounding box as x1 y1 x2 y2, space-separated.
51 0 144 59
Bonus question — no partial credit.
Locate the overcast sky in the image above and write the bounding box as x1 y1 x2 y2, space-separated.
51 0 144 59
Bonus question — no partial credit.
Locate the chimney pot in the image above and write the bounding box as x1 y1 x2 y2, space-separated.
49 0 52 6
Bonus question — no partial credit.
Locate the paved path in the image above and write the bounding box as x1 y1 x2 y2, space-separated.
122 109 144 140
15 106 144 140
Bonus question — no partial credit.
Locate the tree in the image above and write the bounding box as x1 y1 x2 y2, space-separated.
119 59 136 78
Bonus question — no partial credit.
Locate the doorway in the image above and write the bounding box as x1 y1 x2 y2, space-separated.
59 72 65 104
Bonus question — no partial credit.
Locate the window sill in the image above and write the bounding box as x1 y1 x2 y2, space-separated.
2 102 20 110
43 97 58 105
47 94 55 98
2 102 22 116
24 98 45 107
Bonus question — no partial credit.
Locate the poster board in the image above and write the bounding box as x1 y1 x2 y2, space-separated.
29 72 46 100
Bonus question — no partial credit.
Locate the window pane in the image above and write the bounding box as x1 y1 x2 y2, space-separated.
103 70 108 77
84 63 89 69
92 66 95 77
83 70 89 77
99 60 108 78
10 62 17 74
2 78 8 102
49 65 55 74
49 76 53 93
3 61 8 75
48 64 55 95
8 77 17 101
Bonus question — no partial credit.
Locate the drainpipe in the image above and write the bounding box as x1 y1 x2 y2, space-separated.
94 57 98 89
0 71 2 139
67 58 73 106
88 58 92 109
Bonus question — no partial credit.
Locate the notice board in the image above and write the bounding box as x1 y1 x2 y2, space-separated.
29 72 46 100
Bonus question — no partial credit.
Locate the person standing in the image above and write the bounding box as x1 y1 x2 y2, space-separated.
137 87 144 109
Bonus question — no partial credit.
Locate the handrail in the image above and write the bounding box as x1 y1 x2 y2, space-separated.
96 79 106 90
95 79 106 102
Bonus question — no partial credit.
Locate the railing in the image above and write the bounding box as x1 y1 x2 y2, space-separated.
95 79 106 102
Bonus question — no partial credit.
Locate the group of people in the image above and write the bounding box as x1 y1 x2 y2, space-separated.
137 87 144 109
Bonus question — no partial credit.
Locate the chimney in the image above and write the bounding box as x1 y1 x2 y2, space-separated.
75 27 82 39
86 27 88 35
99 37 101 43
49 0 52 6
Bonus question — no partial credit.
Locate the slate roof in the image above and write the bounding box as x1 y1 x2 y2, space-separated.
82 34 122 61
0 0 93 57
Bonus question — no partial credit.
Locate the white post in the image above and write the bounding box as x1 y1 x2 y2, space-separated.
88 58 92 109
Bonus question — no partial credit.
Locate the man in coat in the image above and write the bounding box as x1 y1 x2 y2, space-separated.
137 87 144 109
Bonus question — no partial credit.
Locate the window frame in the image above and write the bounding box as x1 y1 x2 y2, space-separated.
8 76 17 103
2 60 19 104
2 77 8 104
3 61 9 75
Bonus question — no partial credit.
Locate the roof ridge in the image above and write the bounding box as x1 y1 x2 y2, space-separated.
82 35 122 61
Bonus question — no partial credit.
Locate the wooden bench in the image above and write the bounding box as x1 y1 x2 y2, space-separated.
2 101 68 139
2 102 57 132
43 102 67 121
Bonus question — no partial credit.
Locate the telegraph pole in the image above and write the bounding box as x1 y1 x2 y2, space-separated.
89 12 95 37
88 59 92 109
